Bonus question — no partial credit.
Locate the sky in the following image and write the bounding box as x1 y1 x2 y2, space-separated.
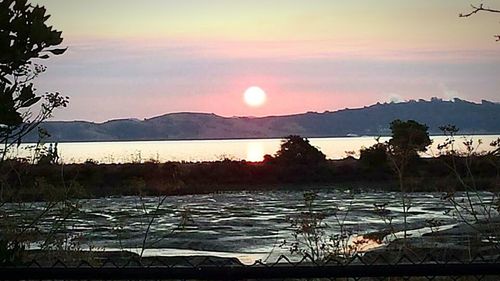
33 0 500 122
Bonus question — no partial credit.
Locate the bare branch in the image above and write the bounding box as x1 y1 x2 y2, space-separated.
459 3 500 18
459 3 500 42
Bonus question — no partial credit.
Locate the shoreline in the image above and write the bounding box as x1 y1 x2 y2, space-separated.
19 133 500 144
1 155 498 201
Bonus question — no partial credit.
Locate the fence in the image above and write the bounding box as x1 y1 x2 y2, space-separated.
1 253 500 280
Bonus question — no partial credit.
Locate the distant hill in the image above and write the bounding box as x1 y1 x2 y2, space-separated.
27 98 500 142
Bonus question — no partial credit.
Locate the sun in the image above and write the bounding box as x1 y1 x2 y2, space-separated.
243 86 267 107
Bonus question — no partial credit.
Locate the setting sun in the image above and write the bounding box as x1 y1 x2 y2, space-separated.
243 86 267 107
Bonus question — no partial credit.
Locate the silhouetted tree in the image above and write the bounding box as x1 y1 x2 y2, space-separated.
387 119 431 242
359 119 431 181
387 119 432 185
359 140 390 176
0 0 68 161
263 135 328 182
388 119 431 160
274 135 326 166
262 154 275 164
460 3 500 41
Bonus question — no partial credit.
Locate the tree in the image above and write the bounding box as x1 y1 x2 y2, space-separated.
386 119 431 242
387 119 432 190
459 3 500 41
359 139 390 176
0 0 68 161
264 135 328 182
274 135 326 166
388 119 431 159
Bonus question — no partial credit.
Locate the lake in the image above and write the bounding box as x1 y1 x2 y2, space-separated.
10 135 500 163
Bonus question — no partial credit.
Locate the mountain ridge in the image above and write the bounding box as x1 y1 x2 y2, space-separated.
28 98 500 142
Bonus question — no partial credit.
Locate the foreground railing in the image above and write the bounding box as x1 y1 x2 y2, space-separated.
1 254 500 280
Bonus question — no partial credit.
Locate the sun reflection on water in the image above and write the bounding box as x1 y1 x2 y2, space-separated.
246 142 264 162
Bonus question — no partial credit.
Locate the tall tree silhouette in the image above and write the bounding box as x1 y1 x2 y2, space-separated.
387 119 431 241
0 0 68 161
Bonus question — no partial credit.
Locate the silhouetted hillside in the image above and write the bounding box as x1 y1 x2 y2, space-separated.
28 98 500 142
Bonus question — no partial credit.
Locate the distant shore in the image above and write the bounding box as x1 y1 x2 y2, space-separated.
13 135 387 144
20 133 500 144
24 98 500 143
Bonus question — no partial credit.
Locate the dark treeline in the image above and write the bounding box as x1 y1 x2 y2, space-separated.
1 152 498 202
2 121 499 202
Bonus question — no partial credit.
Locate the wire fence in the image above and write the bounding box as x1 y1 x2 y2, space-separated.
1 253 500 280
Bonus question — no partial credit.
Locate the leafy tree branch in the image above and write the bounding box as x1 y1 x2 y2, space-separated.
0 0 69 161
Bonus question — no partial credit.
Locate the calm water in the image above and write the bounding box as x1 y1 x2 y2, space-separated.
4 189 496 263
11 135 500 163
